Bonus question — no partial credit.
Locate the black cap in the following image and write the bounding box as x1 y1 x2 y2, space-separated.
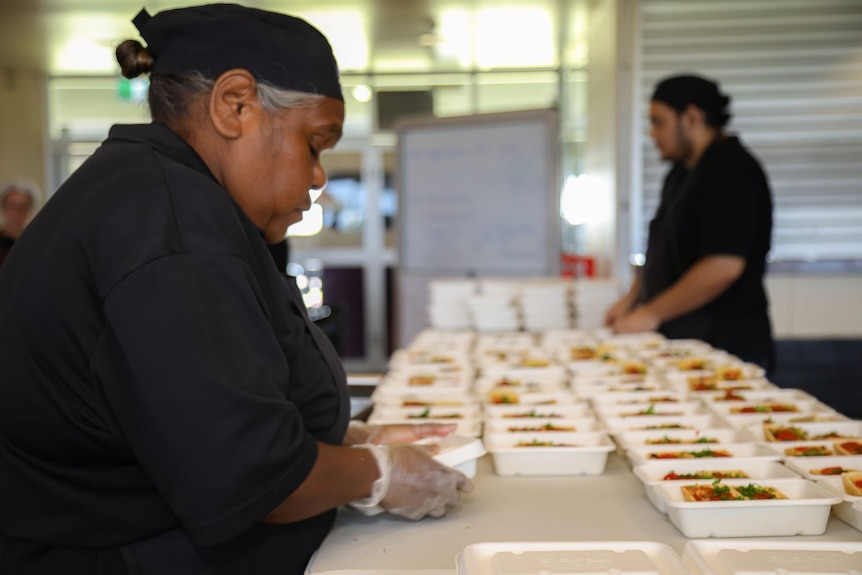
651 74 724 114
133 3 343 101
651 74 731 128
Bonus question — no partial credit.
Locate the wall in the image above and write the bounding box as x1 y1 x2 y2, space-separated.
767 274 862 338
0 70 46 207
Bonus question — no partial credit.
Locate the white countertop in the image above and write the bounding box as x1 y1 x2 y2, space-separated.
306 452 861 574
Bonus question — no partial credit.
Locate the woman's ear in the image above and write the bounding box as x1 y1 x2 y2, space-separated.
208 69 259 139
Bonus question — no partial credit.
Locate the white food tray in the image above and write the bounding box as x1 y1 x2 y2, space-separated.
682 539 862 575
626 442 779 467
614 428 747 453
365 415 481 437
573 378 665 398
384 363 471 379
596 400 706 421
740 419 862 444
479 364 568 381
456 541 688 575
484 430 615 476
483 416 600 434
481 390 578 407
707 398 828 418
764 439 862 459
783 454 862 480
665 376 775 396
388 348 472 368
632 458 801 513
720 408 847 430
814 475 862 531
370 405 481 420
370 393 480 409
603 413 726 434
565 360 627 377
474 369 568 389
371 382 473 402
663 359 760 377
482 402 593 420
589 389 688 405
656 478 840 538
696 387 816 406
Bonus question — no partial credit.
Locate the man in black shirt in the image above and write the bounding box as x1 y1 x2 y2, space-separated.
605 74 775 373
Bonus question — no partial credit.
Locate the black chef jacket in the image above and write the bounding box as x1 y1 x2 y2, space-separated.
0 233 15 267
0 123 350 574
639 136 775 371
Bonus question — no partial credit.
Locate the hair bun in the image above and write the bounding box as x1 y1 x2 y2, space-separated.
115 39 153 79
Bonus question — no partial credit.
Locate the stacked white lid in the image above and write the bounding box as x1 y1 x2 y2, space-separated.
427 279 476 329
571 278 623 329
519 279 574 331
467 293 520 332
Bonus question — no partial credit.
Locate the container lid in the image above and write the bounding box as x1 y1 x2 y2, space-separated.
683 540 862 575
457 541 688 575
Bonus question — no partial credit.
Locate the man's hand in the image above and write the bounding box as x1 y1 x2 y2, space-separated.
604 298 632 327
613 305 661 333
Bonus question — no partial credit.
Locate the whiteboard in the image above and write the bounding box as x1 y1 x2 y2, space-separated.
398 109 560 275
395 109 561 345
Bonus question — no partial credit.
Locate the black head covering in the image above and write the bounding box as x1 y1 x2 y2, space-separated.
651 74 731 127
133 3 343 101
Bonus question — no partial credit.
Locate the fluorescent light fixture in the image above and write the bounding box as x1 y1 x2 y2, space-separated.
437 8 473 67
352 84 372 103
299 9 368 71
54 38 115 73
475 7 555 69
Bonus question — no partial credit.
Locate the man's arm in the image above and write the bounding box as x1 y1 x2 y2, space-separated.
603 274 642 326
613 254 745 333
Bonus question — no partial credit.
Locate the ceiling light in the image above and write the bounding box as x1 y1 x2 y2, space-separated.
352 84 372 102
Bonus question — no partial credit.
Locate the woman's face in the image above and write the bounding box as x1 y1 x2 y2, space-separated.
224 96 344 243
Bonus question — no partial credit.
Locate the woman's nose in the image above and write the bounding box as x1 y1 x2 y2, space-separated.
311 164 328 192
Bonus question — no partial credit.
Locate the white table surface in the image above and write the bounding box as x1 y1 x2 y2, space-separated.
305 452 861 574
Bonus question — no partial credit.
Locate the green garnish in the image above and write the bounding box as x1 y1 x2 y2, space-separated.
694 436 717 443
691 449 717 457
711 478 742 500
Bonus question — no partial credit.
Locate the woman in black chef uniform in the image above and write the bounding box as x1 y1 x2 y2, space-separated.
0 5 470 575
604 74 775 374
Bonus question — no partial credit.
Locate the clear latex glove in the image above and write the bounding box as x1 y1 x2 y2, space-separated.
344 420 457 446
348 443 473 520
379 443 473 520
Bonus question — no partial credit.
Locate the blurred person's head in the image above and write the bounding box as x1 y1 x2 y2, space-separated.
1 180 39 238
649 74 731 166
116 4 345 244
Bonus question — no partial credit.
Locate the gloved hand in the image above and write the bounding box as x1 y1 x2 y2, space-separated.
344 420 457 446
351 443 473 520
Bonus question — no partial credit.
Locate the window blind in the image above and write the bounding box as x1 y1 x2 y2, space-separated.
633 0 862 262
